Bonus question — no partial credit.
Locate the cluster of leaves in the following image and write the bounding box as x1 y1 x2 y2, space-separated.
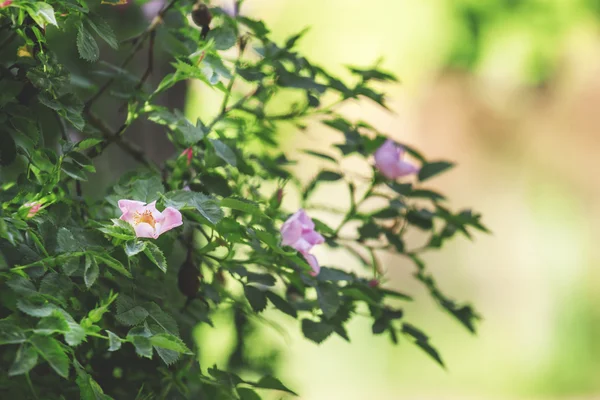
0 0 488 399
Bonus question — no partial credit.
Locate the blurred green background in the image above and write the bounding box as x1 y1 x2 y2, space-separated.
189 0 600 399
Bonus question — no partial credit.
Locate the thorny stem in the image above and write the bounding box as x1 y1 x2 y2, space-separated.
333 180 376 236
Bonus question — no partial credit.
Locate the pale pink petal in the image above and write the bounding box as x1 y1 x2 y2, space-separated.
118 199 146 222
281 218 302 247
293 238 314 254
302 253 320 276
295 209 315 230
134 222 156 239
157 207 183 235
303 230 325 246
395 161 419 177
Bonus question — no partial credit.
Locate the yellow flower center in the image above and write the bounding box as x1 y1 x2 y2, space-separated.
133 210 156 229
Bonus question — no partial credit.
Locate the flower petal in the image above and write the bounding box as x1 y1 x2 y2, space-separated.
302 230 325 246
295 209 315 230
281 218 303 247
118 199 146 222
133 222 156 239
302 253 321 276
157 207 183 236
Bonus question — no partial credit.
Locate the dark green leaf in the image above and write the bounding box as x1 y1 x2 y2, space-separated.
402 323 445 368
94 253 132 278
418 161 454 182
206 25 237 50
77 23 100 62
210 139 237 167
316 283 340 319
84 255 99 289
116 295 148 326
191 193 224 225
87 17 118 50
301 319 334 344
125 240 146 256
0 320 26 345
9 343 38 376
254 375 298 396
238 388 262 400
244 286 267 313
265 291 297 318
57 228 80 252
150 333 192 354
30 335 69 378
76 366 113 400
35 312 69 335
143 242 167 273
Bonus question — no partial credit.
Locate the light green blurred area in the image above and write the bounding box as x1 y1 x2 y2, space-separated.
192 0 600 398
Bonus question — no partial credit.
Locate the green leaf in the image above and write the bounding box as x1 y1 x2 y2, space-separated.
191 193 224 225
6 276 37 297
206 24 237 50
221 198 266 218
94 253 132 278
418 161 454 182
125 240 146 256
143 242 167 273
35 312 69 335
127 326 152 359
87 17 118 50
317 267 355 282
62 161 88 181
316 170 343 181
406 209 434 231
76 138 103 150
145 303 179 336
175 118 205 146
68 152 96 173
57 227 80 252
106 331 122 352
130 176 165 203
26 2 58 28
9 343 38 376
150 333 193 354
210 139 237 167
316 283 340 319
301 319 334 344
57 310 86 346
30 335 69 378
77 23 100 62
302 150 336 162
265 291 297 318
244 286 267 313
17 298 56 317
401 323 445 368
76 364 113 400
84 255 100 289
116 295 148 326
254 375 298 396
0 320 26 345
238 388 261 400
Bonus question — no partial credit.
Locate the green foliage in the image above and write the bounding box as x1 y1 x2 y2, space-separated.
0 0 488 398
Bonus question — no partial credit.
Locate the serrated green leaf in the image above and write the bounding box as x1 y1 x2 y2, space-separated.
9 343 38 376
35 312 69 335
77 23 100 62
244 286 267 313
265 291 297 318
401 323 445 368
143 242 167 273
30 335 69 378
301 319 334 344
6 276 37 297
127 326 153 359
94 253 132 278
191 193 223 225
317 283 340 319
17 298 56 317
206 24 237 50
57 227 79 252
106 331 122 352
116 295 148 326
62 161 88 181
145 303 179 336
26 2 58 28
150 333 192 354
84 255 99 289
125 240 146 256
0 320 26 345
87 17 118 50
238 388 262 400
76 364 113 400
221 197 266 218
210 139 237 167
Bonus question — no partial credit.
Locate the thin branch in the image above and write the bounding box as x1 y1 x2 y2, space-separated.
84 0 179 112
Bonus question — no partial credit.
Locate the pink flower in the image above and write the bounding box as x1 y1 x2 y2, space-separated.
280 209 324 275
181 147 193 166
24 202 41 218
0 1 13 7
118 199 183 239
374 140 419 180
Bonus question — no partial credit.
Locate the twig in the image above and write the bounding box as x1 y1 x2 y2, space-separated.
135 30 156 90
84 0 179 112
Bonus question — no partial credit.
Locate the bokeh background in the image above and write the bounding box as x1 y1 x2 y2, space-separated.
101 0 600 398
